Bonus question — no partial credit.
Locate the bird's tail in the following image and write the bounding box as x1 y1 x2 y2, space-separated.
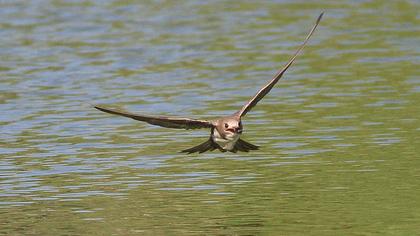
232 138 259 152
181 138 217 154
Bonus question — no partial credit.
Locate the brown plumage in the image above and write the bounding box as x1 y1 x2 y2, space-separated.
95 13 324 154
94 106 213 130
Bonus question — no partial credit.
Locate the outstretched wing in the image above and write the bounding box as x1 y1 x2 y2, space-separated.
236 12 323 117
95 105 214 130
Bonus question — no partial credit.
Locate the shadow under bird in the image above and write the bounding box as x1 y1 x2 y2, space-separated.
95 13 324 154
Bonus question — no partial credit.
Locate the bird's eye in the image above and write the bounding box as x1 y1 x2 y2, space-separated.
224 123 229 128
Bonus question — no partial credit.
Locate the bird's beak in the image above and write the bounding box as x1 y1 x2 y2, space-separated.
227 127 242 134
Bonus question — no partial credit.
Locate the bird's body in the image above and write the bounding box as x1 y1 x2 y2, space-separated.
212 116 241 151
213 128 239 151
95 13 324 154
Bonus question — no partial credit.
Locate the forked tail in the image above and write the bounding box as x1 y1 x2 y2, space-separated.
232 138 259 152
181 138 259 154
181 138 218 154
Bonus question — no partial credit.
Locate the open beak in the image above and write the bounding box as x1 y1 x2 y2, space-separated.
227 127 242 134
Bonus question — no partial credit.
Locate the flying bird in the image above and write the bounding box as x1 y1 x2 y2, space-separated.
95 13 323 154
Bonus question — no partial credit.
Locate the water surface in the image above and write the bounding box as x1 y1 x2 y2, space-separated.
1 0 419 235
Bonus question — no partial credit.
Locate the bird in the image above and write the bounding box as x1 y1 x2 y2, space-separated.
94 13 323 154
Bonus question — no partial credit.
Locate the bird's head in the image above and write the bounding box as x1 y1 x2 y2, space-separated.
217 118 243 136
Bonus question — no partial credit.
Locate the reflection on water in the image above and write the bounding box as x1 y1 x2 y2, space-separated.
1 0 419 235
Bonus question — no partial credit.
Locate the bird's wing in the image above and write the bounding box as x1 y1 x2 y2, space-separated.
95 105 214 130
236 12 323 117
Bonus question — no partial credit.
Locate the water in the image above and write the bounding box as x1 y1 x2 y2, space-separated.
1 0 419 235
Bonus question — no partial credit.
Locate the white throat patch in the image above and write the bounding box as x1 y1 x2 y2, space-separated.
212 128 240 151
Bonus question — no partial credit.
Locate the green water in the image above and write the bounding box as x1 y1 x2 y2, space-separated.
1 0 419 235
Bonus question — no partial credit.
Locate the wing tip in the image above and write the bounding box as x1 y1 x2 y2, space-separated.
180 149 192 154
94 105 110 113
317 12 324 23
93 104 103 109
